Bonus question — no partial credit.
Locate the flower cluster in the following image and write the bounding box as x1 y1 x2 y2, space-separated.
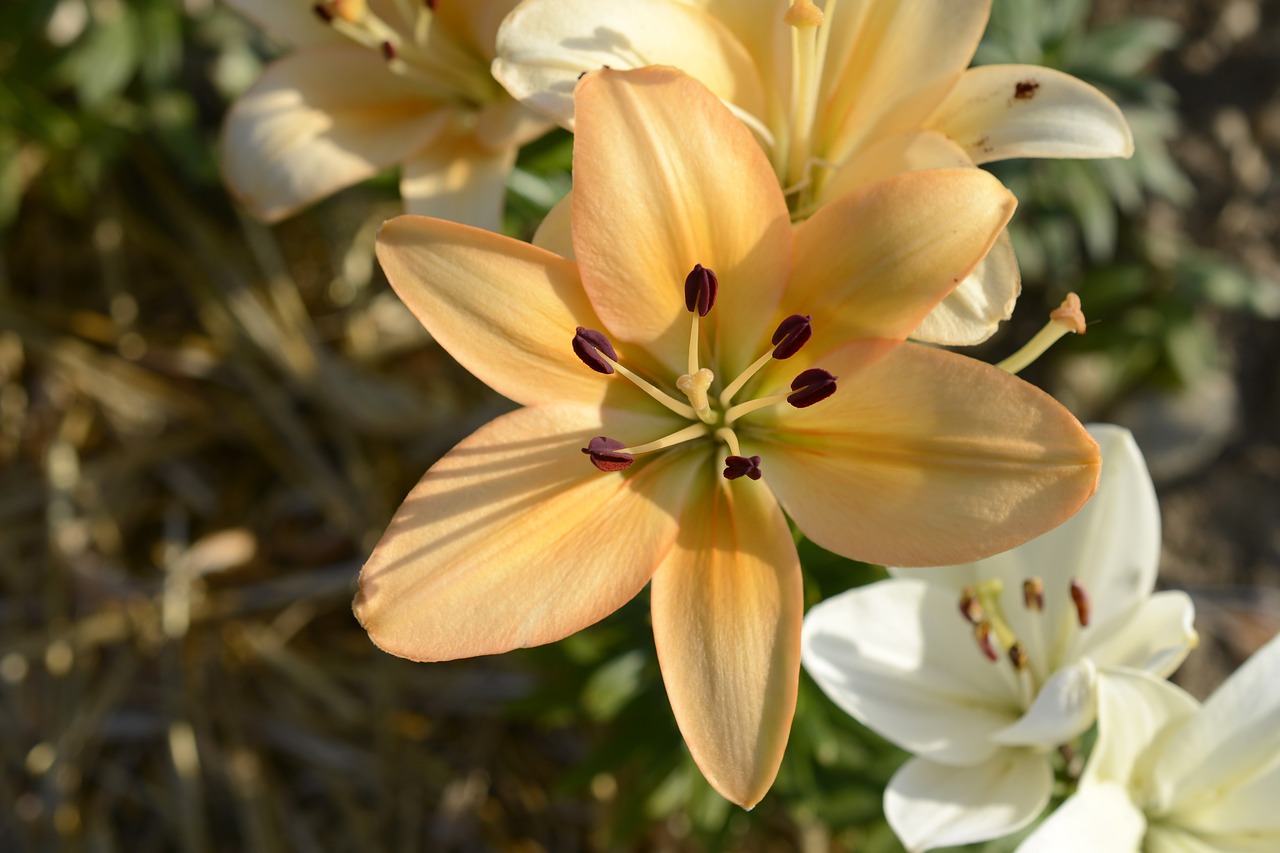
216 0 1269 839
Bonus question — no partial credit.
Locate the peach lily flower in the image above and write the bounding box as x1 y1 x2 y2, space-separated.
493 0 1133 344
355 67 1101 808
220 0 549 230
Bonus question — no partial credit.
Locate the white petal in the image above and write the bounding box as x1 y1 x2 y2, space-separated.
1082 591 1199 678
1156 632 1280 832
400 132 517 231
220 46 448 222
1016 783 1146 853
801 579 1017 766
927 65 1134 164
886 752 1052 852
994 659 1097 748
492 0 766 129
1086 668 1198 791
911 229 1021 346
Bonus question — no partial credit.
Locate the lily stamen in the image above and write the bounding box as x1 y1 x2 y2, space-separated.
997 293 1087 375
723 455 763 481
1070 579 1091 627
572 326 698 419
719 313 813 406
684 264 718 375
619 423 711 456
1023 577 1045 611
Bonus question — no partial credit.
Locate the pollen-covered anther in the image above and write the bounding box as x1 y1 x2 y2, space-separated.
1069 579 1091 627
572 326 617 375
1008 642 1029 672
1023 577 1045 611
771 314 813 359
723 455 762 481
380 40 397 60
959 587 985 624
787 368 837 408
973 621 999 662
582 436 634 472
684 264 718 317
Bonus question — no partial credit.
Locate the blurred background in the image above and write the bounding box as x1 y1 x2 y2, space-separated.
1 0 1277 849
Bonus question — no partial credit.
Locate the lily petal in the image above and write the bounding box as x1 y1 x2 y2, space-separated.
376 215 640 409
434 0 520 59
927 65 1134 164
1016 782 1147 853
817 129 973 205
650 475 802 809
818 0 990 163
993 659 1097 748
532 194 574 259
474 97 554 150
802 578 1017 767
400 131 517 232
492 0 766 130
354 404 695 661
572 68 791 375
885 751 1052 852
1086 668 1198 791
791 168 1015 344
221 45 448 222
766 340 1100 567
1081 591 1198 678
1156 632 1280 833
911 230 1021 346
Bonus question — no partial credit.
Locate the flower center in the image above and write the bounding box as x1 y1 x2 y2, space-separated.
311 0 497 104
958 576 1093 707
574 263 836 481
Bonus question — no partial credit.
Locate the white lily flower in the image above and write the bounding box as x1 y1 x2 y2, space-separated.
220 0 550 229
801 424 1197 851
493 0 1133 344
1019 631 1280 853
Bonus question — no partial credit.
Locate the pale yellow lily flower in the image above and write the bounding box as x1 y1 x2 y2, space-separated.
356 68 1101 808
493 0 1134 343
220 0 549 230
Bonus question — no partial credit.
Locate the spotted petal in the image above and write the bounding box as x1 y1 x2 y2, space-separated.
764 340 1100 567
651 474 802 809
354 404 695 661
221 45 448 222
927 65 1134 164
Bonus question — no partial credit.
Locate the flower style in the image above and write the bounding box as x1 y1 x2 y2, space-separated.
356 67 1101 808
493 0 1133 344
1019 631 1280 853
221 0 549 229
801 425 1197 850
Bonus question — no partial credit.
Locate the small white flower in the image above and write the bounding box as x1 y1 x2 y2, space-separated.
1019 630 1280 853
801 424 1197 851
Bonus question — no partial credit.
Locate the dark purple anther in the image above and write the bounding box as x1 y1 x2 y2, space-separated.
425 0 436 9
1008 642 1029 672
380 40 397 60
723 455 762 481
313 3 334 22
582 437 633 472
683 264 718 317
1069 579 1091 627
771 314 812 359
572 326 617 375
787 368 837 408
